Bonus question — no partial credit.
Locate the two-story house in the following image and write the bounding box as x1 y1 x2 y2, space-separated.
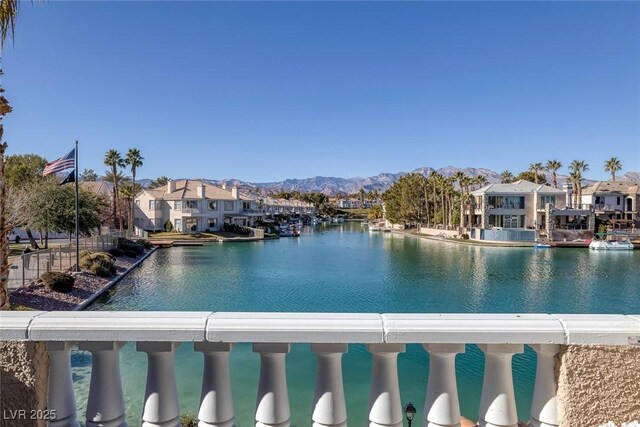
135 180 251 232
580 181 639 228
469 180 570 241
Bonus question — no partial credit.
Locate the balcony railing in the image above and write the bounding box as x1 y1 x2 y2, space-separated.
2 311 640 427
180 207 200 214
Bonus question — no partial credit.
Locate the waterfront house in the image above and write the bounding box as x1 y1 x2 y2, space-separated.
134 179 253 232
579 180 639 229
134 180 316 232
469 180 575 241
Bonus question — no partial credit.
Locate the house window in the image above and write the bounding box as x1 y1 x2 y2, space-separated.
242 201 251 211
175 219 182 231
208 201 218 211
208 218 217 229
224 201 234 211
149 200 160 210
185 200 198 210
135 200 140 207
175 201 182 211
617 197 621 205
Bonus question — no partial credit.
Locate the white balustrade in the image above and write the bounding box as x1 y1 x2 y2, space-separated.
254 343 292 427
478 344 523 427
311 343 348 427
137 342 181 427
367 343 405 427
47 341 80 427
423 344 465 427
195 342 236 427
529 344 559 427
3 312 640 427
78 341 127 427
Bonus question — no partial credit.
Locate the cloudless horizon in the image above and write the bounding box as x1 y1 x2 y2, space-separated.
3 1 640 182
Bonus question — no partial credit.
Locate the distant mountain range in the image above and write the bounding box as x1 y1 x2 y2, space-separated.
138 167 640 196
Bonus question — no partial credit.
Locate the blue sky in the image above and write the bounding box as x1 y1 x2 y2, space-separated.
3 1 639 182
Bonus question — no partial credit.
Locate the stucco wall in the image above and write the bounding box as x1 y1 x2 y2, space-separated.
0 341 49 427
557 345 640 427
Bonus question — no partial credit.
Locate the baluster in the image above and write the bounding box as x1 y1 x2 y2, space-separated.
47 341 80 427
253 343 291 427
195 342 236 427
311 344 348 427
478 344 523 427
367 343 405 427
78 341 127 427
423 344 465 427
137 342 181 427
529 345 559 427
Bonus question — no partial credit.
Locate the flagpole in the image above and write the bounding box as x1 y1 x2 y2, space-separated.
75 140 80 272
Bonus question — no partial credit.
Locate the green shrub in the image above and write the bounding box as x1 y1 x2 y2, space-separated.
180 413 197 427
117 238 144 255
164 220 174 232
41 272 75 293
80 251 116 277
123 249 138 258
461 233 470 240
108 248 125 257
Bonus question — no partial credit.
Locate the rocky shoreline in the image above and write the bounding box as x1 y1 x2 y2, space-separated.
9 249 153 311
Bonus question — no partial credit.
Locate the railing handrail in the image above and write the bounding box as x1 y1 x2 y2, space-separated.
3 311 640 346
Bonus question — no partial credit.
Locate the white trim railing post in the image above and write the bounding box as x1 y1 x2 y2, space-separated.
47 341 80 427
311 343 348 427
195 342 236 427
529 344 559 427
253 343 291 427
423 344 465 427
367 343 405 427
137 342 181 427
478 344 523 427
78 341 127 427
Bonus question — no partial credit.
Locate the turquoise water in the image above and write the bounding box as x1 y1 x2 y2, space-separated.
73 223 640 425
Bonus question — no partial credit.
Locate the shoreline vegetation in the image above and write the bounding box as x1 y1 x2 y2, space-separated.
10 247 155 311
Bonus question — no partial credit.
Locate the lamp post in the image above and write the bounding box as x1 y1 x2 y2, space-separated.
404 402 417 427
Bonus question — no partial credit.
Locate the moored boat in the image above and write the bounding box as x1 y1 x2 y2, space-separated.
589 233 634 251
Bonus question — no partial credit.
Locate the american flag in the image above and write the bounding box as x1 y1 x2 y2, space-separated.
42 148 76 176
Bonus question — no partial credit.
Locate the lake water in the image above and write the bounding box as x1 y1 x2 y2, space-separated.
73 222 640 425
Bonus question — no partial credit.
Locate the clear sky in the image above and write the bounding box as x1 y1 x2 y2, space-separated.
3 1 640 182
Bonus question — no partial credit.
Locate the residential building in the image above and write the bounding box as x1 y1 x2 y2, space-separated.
469 180 590 241
135 180 252 232
579 180 639 229
134 180 316 232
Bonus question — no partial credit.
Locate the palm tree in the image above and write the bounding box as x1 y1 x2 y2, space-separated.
500 170 514 184
125 148 144 233
569 160 589 207
104 150 126 229
545 160 562 188
604 157 622 182
529 163 543 184
0 0 19 310
452 171 466 228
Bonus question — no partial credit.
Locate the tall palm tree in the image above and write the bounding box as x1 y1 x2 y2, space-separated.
529 162 543 184
125 148 144 232
604 157 622 182
569 160 589 207
0 0 19 310
104 150 126 229
500 170 514 184
545 160 562 188
452 171 466 228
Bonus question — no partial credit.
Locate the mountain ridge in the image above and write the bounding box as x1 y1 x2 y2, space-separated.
138 167 640 195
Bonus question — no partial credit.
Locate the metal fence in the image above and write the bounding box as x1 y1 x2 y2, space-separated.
7 235 119 290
